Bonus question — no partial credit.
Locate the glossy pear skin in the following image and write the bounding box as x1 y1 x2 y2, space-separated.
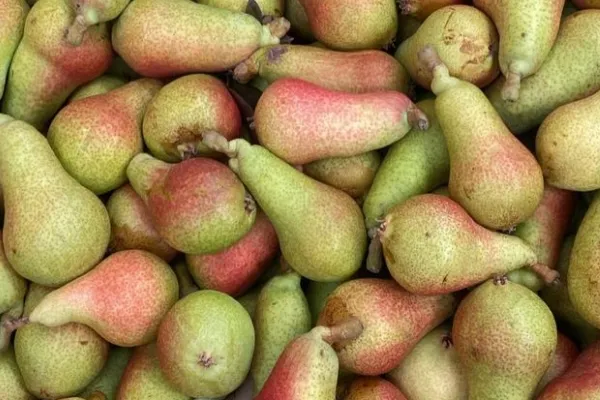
0 0 28 99
486 10 600 134
112 0 289 78
197 0 284 15
0 117 110 287
453 279 557 400
69 75 126 102
1 0 112 130
0 347 35 400
28 250 179 347
254 78 426 165
340 377 407 400
396 5 499 90
80 346 133 400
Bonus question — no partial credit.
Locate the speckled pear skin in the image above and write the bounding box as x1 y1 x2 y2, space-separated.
0 0 28 100
116 343 189 400
507 186 575 291
251 271 312 394
298 0 397 50
80 346 133 400
473 0 563 101
380 194 545 295
573 0 600 7
156 290 255 398
112 0 289 78
48 78 162 195
254 78 427 165
69 75 126 103
142 74 241 163
424 49 544 230
197 0 284 15
399 0 464 20
537 340 600 400
486 10 600 134
537 90 600 191
339 377 407 400
536 333 579 395
453 279 557 400
318 278 456 376
65 0 131 45
127 154 256 255
0 116 110 287
234 45 410 93
0 347 35 400
15 283 110 400
27 250 179 347
363 99 449 230
285 0 314 40
387 325 467 400
185 211 278 297
106 184 178 262
1 0 112 131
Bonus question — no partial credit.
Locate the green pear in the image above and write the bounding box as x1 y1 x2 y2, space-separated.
0 233 27 352
0 116 110 287
0 0 29 100
0 347 34 400
197 0 284 15
79 347 133 400
251 271 312 394
65 0 132 46
306 280 343 326
203 133 367 282
69 75 126 103
15 284 110 399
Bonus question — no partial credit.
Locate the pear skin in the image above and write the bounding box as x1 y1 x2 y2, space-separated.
197 0 284 15
80 346 133 400
339 377 407 400
172 260 199 299
0 116 110 287
486 10 600 134
48 78 162 194
254 78 429 165
0 0 28 100
28 250 179 347
0 347 35 400
65 0 131 46
112 0 290 78
572 0 600 7
0 233 27 351
453 279 557 400
399 0 465 20
237 285 262 319
285 0 314 40
1 0 112 130
69 75 126 103
536 333 579 395
306 280 343 326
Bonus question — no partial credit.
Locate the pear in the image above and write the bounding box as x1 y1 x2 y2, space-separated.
486 10 600 134
234 45 410 93
142 74 242 162
69 75 126 103
172 260 199 299
473 0 563 101
254 78 429 165
156 290 255 398
507 185 576 291
112 0 289 78
80 347 133 400
237 285 262 319
48 78 162 195
106 184 178 262
306 280 343 326
1 0 112 130
378 194 558 295
28 250 179 347
362 99 449 230
537 89 600 191
297 0 397 50
185 210 278 297
202 134 367 282
399 0 465 20
116 343 189 400
65 0 131 46
536 333 579 395
420 46 544 230
573 0 600 7
285 0 314 40
197 0 284 15
338 377 407 400
127 154 256 255
0 233 27 352
0 347 35 400
318 278 457 376
387 325 467 400
15 284 110 399
0 0 28 100
251 271 312 393
0 116 110 287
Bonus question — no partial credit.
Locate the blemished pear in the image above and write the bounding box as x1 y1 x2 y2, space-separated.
28 250 179 347
233 45 410 93
399 0 464 20
338 377 407 400
0 0 28 100
253 78 429 165
80 347 133 400
536 333 579 395
0 116 110 287
486 10 600 134
1 0 112 130
48 78 162 195
378 194 558 295
285 0 314 40
203 133 367 282
197 0 284 15
0 233 27 352
112 0 290 78
69 75 126 102
396 5 499 90
66 0 131 45
0 347 35 400
420 46 544 230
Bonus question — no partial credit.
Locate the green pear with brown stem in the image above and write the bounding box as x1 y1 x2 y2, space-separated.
66 0 131 46
69 75 126 103
0 234 27 352
0 347 35 400
80 346 133 400
0 0 28 100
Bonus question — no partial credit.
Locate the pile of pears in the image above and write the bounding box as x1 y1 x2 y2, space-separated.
2 0 600 399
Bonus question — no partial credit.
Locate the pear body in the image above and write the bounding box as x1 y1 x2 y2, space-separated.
453 279 557 400
80 346 133 400
399 0 465 20
0 233 26 351
339 377 407 400
69 75 126 102
0 117 110 287
0 0 28 99
536 333 579 395
197 0 284 15
0 347 35 400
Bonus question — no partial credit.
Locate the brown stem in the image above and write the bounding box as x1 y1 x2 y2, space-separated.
366 227 384 274
322 317 364 345
232 59 257 84
529 263 560 285
407 104 429 130
65 14 88 46
266 17 291 39
202 131 237 158
417 45 443 73
501 70 521 102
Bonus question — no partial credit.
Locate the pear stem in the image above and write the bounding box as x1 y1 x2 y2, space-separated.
233 59 257 84
366 227 384 274
65 14 88 46
202 131 237 158
529 263 560 285
407 104 429 130
501 70 521 102
322 317 364 345
266 17 291 39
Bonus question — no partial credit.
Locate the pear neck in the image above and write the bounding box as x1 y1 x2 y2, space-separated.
126 154 171 203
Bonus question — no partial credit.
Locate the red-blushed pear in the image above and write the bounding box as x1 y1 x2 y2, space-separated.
338 377 408 400
536 333 579 395
27 250 179 347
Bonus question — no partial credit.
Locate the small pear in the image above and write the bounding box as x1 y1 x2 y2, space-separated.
112 0 289 78
536 333 579 395
80 347 133 400
0 347 35 400
306 280 342 326
28 250 179 347
399 0 465 20
69 75 126 102
156 290 255 398
338 377 407 400
453 279 557 400
65 0 131 46
0 116 110 287
48 78 162 194
0 233 27 352
285 0 314 40
197 0 284 15
0 0 28 100
203 134 367 282
173 260 199 299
